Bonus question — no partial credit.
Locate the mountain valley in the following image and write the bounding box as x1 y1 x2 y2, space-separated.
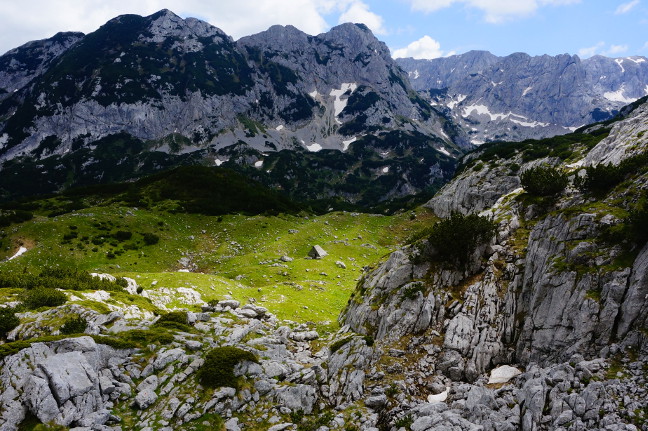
0 9 647 431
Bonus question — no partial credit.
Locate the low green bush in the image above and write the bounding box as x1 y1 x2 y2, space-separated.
197 346 258 389
330 336 354 353
0 308 20 338
426 212 497 266
106 329 175 349
112 230 132 241
401 283 426 300
627 194 648 245
520 165 568 196
152 321 194 333
575 163 624 193
20 287 67 309
0 209 33 227
154 311 188 325
576 152 648 194
0 268 126 292
604 192 648 248
142 232 160 245
60 315 87 335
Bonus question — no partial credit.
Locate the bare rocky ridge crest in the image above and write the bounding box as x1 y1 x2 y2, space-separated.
0 10 462 164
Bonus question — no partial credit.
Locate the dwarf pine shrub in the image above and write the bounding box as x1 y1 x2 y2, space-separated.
520 165 568 196
197 346 258 389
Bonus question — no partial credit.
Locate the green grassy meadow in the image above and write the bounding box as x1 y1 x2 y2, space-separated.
0 200 436 325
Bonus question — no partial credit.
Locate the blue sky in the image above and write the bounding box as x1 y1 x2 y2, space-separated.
0 1 646 59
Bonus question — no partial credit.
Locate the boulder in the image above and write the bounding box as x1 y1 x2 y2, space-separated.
488 365 522 384
308 245 327 259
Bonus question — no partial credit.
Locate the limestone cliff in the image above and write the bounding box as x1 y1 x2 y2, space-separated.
336 98 648 430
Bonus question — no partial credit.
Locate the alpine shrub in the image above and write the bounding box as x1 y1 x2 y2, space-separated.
427 212 497 266
576 163 624 193
520 165 568 196
627 195 648 245
60 315 88 335
142 232 160 245
576 152 648 194
21 287 67 309
0 308 19 338
197 346 258 389
155 311 188 325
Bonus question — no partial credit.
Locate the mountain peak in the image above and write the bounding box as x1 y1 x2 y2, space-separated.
326 22 378 41
149 8 178 19
140 9 230 45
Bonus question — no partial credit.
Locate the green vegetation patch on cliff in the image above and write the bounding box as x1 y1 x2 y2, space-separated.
198 346 258 389
418 212 497 266
521 165 568 196
459 126 611 174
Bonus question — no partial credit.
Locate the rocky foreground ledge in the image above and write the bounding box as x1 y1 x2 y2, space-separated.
0 296 645 431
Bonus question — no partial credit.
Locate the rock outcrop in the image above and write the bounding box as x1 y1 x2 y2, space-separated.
0 336 131 430
336 98 648 429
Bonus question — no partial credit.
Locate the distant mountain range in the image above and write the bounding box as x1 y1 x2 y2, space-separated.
397 51 648 143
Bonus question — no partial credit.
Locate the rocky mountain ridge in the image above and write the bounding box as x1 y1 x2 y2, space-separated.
0 10 461 206
397 51 648 144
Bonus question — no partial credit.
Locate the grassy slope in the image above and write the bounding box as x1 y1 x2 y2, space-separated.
0 203 436 325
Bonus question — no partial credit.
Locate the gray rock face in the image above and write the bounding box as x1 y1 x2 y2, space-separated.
326 336 376 406
342 98 648 381
425 159 521 218
342 250 435 341
275 384 317 414
397 51 648 143
583 100 648 166
514 213 635 364
0 337 131 430
0 10 458 165
0 31 83 96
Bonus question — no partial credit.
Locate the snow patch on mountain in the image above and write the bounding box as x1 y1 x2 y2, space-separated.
342 137 356 151
446 94 466 110
437 147 450 156
306 143 322 152
462 104 507 121
7 247 27 261
330 83 358 120
604 85 634 103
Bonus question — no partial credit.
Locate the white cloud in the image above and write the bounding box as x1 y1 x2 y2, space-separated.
392 35 446 59
578 42 604 57
407 0 580 23
337 1 387 34
615 0 640 14
607 44 629 55
578 42 605 57
0 0 346 54
578 42 629 58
